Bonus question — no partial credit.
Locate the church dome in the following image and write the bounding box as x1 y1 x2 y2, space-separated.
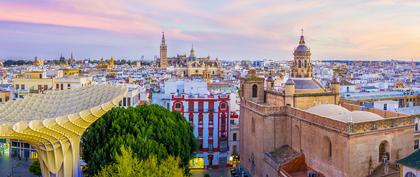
306 104 384 123
295 44 309 53
306 104 350 117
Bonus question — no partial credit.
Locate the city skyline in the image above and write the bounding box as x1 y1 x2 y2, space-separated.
1 0 419 61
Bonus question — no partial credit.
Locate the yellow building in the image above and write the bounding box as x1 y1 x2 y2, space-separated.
33 56 44 66
54 76 94 90
13 71 95 97
13 71 54 95
61 68 80 76
0 91 11 103
97 56 115 69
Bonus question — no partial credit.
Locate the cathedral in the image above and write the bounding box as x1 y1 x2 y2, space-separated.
240 31 415 177
158 33 223 79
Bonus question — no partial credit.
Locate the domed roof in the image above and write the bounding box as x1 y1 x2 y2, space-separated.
331 111 383 123
267 76 275 82
295 44 309 53
285 79 295 85
306 104 384 123
306 104 350 117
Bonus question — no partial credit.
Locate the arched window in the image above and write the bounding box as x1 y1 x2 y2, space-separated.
405 172 416 177
298 60 302 68
379 140 390 162
322 136 332 161
304 60 307 67
252 84 258 98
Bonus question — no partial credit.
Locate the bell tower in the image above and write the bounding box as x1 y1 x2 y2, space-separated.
160 32 168 69
291 29 312 78
241 68 265 103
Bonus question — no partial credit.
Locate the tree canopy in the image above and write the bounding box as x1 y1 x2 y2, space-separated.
82 104 197 175
29 160 42 177
95 146 184 177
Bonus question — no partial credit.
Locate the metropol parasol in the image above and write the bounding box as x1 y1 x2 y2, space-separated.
0 84 127 177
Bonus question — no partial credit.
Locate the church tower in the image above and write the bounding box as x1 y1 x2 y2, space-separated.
291 29 312 78
160 32 168 69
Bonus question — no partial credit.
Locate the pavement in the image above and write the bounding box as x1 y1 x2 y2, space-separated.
0 153 37 177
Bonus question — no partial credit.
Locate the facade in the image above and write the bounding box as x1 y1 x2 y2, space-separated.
158 33 223 79
153 79 230 168
239 32 415 177
118 84 141 108
13 71 94 97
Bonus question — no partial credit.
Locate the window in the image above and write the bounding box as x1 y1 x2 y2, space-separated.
415 123 418 132
0 98 2 102
405 172 416 177
16 85 19 89
252 84 258 98
198 102 203 112
189 114 194 124
188 101 194 112
199 140 203 150
323 136 332 161
67 83 71 89
209 114 213 125
39 74 42 78
233 133 237 141
209 129 213 137
208 102 214 112
44 85 48 90
5 96 9 102
383 104 387 111
56 84 59 89
415 140 419 149
252 117 255 133
233 145 237 154
209 144 213 152
21 84 25 90
166 102 170 109
123 98 127 107
175 102 181 109
61 84 63 90
220 102 227 110
199 114 203 124
127 97 131 106
198 130 203 137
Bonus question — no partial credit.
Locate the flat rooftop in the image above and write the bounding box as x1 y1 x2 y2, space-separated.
342 91 413 100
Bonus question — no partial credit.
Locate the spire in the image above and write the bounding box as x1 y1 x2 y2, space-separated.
161 32 166 45
190 43 195 57
299 28 305 45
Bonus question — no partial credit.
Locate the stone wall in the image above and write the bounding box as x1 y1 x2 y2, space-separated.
348 127 414 177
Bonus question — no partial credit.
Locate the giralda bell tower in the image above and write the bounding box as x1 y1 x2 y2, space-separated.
160 32 168 69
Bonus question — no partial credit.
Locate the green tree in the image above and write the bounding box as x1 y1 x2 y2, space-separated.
82 104 197 175
95 146 184 177
29 160 42 177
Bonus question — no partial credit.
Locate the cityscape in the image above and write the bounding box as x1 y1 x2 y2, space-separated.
0 1 419 177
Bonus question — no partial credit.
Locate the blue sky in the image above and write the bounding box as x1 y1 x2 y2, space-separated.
0 0 419 61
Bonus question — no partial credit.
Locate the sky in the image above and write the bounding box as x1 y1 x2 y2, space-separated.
0 0 419 61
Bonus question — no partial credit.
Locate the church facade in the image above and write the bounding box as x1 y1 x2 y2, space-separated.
158 33 223 79
240 32 415 177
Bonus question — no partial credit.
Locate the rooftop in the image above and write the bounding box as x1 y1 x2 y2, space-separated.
306 104 384 123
